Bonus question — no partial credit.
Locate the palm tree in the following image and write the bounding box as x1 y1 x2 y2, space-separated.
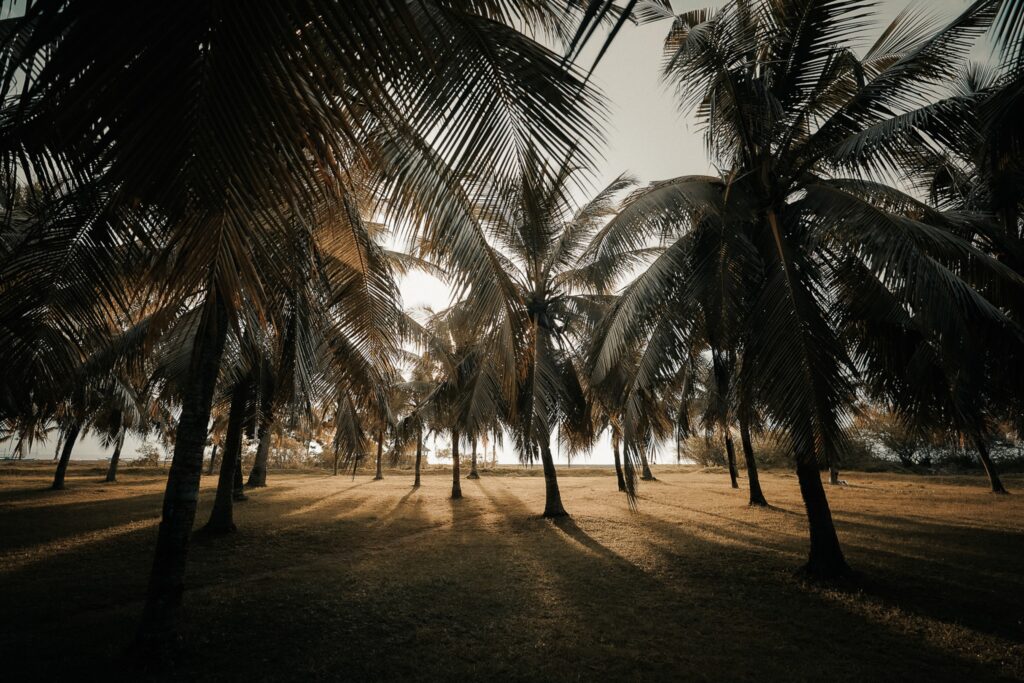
589 0 1017 577
419 154 632 516
888 64 1024 493
0 1 606 640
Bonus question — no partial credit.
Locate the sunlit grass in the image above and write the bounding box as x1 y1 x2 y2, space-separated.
1 464 1021 680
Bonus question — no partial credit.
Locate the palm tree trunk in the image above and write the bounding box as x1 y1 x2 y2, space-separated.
724 431 740 489
450 430 462 499
207 443 218 476
373 430 384 481
829 465 841 486
413 427 423 488
795 457 848 578
105 429 125 483
539 438 567 518
332 441 340 476
53 429 63 461
139 289 229 644
205 375 249 534
612 434 626 492
467 438 479 479
232 449 247 501
51 422 81 490
246 419 272 487
640 448 655 481
973 434 1009 494
739 420 767 506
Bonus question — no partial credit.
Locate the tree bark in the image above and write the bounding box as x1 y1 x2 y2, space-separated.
205 375 249 534
450 430 462 498
640 448 655 481
413 427 422 488
739 420 767 506
246 419 272 487
105 429 125 483
139 288 229 644
973 434 1009 494
207 443 218 476
51 422 81 490
467 438 479 479
232 448 247 501
724 431 740 489
795 457 849 578
612 434 626 492
373 430 384 480
829 465 841 486
333 441 340 476
53 429 63 461
539 438 567 517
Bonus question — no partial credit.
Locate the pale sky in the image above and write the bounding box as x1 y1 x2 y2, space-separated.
10 0 984 466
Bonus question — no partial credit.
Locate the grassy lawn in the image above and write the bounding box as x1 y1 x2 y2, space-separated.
1 464 1022 681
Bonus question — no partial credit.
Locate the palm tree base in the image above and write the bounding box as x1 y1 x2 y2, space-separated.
466 472 480 479
373 475 383 481
795 558 853 581
201 521 237 535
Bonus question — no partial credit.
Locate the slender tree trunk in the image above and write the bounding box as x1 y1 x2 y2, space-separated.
51 422 81 490
724 431 740 489
232 449 247 501
105 429 125 483
139 289 229 644
539 438 567 518
246 419 272 487
973 434 1009 494
413 427 422 488
612 434 626 492
451 430 462 499
467 438 479 479
640 448 655 481
332 441 340 476
373 430 384 481
53 429 63 461
207 443 218 476
829 464 842 486
795 456 848 578
205 375 249 534
739 420 767 506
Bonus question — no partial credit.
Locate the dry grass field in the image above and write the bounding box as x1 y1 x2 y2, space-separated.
1 464 1022 681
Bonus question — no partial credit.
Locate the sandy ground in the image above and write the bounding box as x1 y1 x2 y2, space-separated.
1 464 1022 681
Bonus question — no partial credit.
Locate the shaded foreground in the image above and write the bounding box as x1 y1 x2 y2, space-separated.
1 466 1022 681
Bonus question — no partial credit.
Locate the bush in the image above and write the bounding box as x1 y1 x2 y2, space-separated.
683 437 725 468
131 442 161 467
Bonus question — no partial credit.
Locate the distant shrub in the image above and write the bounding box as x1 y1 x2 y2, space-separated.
131 443 161 467
683 437 725 468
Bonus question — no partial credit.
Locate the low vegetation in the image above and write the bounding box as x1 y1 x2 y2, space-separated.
1 465 1021 681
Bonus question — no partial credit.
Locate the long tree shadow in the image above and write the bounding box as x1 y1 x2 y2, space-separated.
635 507 1022 679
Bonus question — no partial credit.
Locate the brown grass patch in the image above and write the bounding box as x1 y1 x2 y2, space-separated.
1 464 1021 680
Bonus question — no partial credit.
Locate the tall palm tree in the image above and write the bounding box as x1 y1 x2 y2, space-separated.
419 154 632 516
0 0 606 640
589 0 1019 577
